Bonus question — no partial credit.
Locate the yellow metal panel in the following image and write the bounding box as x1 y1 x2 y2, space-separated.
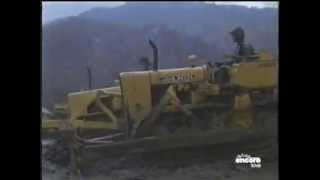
230 110 254 129
68 86 121 120
72 120 118 129
230 61 278 89
120 72 152 125
191 83 220 104
149 66 208 85
256 51 275 61
229 94 253 129
41 119 61 129
234 94 252 111
112 96 122 111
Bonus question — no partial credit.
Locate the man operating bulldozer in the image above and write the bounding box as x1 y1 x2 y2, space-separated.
230 26 255 57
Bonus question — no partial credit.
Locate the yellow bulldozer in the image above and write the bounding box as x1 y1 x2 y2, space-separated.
42 27 278 176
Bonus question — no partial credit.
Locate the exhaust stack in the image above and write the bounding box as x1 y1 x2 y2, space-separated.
86 66 92 90
148 39 159 71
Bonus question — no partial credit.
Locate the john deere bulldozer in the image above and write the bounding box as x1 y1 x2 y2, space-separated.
42 27 278 177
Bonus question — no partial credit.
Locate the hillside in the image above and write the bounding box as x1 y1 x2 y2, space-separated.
79 2 278 53
42 2 278 108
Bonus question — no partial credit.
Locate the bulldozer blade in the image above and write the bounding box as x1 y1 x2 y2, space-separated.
78 128 275 160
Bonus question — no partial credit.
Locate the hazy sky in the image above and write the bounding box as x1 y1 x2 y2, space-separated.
42 1 125 24
42 1 279 24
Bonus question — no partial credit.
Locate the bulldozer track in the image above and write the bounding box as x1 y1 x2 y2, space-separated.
70 129 277 178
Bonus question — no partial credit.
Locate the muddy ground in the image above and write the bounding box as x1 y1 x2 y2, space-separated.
42 108 278 180
42 138 278 180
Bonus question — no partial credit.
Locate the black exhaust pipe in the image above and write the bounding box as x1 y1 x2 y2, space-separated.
86 66 92 90
148 39 159 71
